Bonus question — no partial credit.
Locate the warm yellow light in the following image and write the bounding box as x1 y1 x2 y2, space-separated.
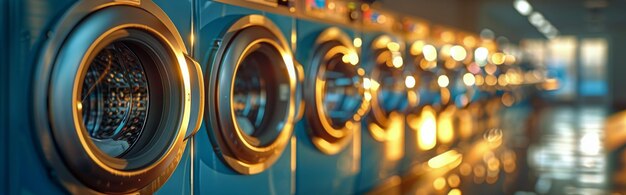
448 188 462 195
440 44 452 58
374 36 391 49
418 106 437 151
190 33 195 49
542 78 560 90
491 52 506 65
444 59 457 69
440 88 451 105
407 90 418 107
459 163 472 176
474 74 484 86
405 75 416 88
410 40 425 56
382 113 405 161
504 163 516 173
504 54 516 65
386 127 404 160
428 150 462 169
463 73 475 86
369 123 387 141
291 27 297 48
392 55 403 68
438 108 454 144
457 110 473 139
441 31 455 43
485 75 497 86
502 151 517 173
377 15 387 24
485 64 497 75
423 44 438 62
484 128 503 148
387 42 400 52
357 68 365 76
473 165 486 177
463 36 477 48
344 52 359 65
363 78 372 89
327 2 335 9
438 75 450 88
342 55 351 64
420 59 437 70
501 93 515 107
448 174 461 188
433 177 447 190
361 3 369 11
487 158 500 171
498 74 508 86
450 45 467 61
353 38 362 48
364 91 372 101
370 79 381 90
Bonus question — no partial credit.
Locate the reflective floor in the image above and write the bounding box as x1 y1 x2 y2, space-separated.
523 106 608 194
401 103 613 195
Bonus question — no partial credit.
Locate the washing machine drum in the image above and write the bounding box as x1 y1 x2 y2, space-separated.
368 38 408 131
33 3 203 194
206 15 298 175
304 28 367 155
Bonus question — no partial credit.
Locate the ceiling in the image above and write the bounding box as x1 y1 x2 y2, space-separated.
379 0 626 42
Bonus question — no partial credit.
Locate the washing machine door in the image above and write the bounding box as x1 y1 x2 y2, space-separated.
407 41 441 108
205 15 299 175
367 35 408 141
32 1 203 194
304 27 368 155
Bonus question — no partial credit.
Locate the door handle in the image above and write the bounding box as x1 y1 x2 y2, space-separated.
184 54 205 140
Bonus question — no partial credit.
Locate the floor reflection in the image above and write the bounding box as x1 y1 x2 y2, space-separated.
524 106 607 194
401 105 611 195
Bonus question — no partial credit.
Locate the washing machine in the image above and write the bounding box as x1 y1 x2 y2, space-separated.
293 0 368 194
451 32 484 143
398 18 445 174
193 0 302 194
428 28 467 150
356 6 408 193
6 0 204 194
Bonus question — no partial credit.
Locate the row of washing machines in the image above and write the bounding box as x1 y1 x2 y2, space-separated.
1 0 525 194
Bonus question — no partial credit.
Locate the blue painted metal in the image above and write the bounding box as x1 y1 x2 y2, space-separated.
193 1 295 194
6 0 194 193
356 31 406 193
294 19 361 194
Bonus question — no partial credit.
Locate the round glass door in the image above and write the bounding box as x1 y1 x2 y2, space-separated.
368 36 407 129
304 28 368 154
206 15 297 174
81 41 151 157
35 4 203 193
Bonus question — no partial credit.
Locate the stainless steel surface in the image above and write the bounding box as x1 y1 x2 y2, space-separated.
81 41 150 157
